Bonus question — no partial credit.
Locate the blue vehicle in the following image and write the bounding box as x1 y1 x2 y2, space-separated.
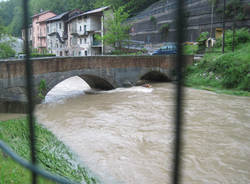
152 42 177 55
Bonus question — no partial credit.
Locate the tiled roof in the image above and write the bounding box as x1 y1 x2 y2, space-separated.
67 6 110 22
46 11 69 22
31 10 54 18
81 6 110 16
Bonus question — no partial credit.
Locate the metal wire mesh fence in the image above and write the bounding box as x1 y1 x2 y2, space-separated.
0 0 186 183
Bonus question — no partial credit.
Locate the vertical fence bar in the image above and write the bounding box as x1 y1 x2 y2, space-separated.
172 0 185 184
22 0 37 183
222 0 226 53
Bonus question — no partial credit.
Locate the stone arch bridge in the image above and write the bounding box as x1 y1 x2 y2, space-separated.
0 55 193 112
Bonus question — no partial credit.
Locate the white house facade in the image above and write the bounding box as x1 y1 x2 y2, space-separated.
44 6 112 57
67 6 111 56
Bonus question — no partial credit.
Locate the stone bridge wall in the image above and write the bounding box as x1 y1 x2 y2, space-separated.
0 55 193 112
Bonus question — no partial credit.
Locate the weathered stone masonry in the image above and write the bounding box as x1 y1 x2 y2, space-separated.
0 55 193 112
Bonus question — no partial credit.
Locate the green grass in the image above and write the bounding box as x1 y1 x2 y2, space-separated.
0 118 99 184
185 42 250 96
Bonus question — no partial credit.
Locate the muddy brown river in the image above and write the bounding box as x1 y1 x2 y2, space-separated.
2 76 250 183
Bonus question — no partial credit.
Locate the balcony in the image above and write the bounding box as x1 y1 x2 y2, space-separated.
91 40 102 47
81 31 89 36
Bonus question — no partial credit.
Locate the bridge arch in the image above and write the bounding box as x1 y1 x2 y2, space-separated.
140 70 171 83
43 74 115 101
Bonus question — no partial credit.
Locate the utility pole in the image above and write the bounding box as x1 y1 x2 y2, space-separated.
222 0 226 53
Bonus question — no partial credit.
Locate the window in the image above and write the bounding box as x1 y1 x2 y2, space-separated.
85 50 87 56
84 25 87 32
80 38 82 44
79 51 81 56
80 26 82 31
84 38 87 44
59 23 61 29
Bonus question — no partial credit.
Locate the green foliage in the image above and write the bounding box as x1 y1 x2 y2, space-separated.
94 0 124 10
150 16 157 24
123 0 159 16
225 0 245 20
216 0 246 21
197 32 209 44
0 42 16 59
110 49 145 55
186 42 250 92
159 23 169 40
38 79 47 100
102 7 130 50
31 53 56 57
7 6 23 37
196 32 209 53
0 118 99 183
215 28 250 48
208 0 218 6
183 44 198 55
159 24 169 33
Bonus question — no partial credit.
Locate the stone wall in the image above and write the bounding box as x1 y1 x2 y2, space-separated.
129 0 250 43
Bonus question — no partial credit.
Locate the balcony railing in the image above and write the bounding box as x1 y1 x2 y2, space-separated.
92 40 102 47
38 34 46 38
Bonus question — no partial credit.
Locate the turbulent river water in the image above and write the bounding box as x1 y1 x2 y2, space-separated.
2 76 250 184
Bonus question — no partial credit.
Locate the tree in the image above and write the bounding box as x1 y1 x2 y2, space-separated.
0 42 16 58
94 0 124 10
101 7 130 51
225 0 245 51
0 21 16 58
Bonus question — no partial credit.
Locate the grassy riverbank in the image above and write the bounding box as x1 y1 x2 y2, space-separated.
185 42 250 96
0 118 99 184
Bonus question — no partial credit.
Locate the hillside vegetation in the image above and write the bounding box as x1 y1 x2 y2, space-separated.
185 28 250 96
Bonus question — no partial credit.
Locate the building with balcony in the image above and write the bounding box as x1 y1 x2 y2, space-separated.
31 10 56 53
67 6 112 56
46 10 82 56
23 6 112 56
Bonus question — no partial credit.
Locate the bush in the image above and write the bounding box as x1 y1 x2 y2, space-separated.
150 16 157 25
159 23 169 33
215 28 250 48
111 49 125 55
30 53 56 57
0 42 16 58
38 79 47 99
196 32 209 53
